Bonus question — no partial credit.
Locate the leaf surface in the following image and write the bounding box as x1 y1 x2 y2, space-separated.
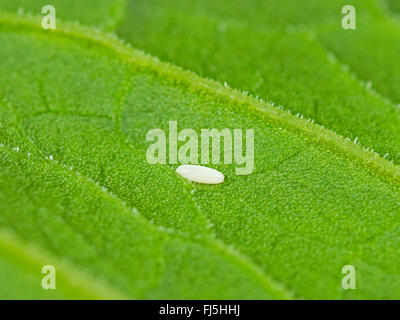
0 15 400 299
0 16 290 300
117 0 400 164
0 0 126 29
383 0 400 14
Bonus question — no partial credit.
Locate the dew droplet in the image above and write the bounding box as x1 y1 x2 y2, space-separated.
176 165 224 184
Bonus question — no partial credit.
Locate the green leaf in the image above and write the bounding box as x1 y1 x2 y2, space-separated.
117 0 400 164
383 0 400 14
0 230 128 299
0 0 126 30
1 13 400 299
0 15 288 300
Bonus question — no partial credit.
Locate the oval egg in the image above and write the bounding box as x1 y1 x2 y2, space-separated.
176 165 224 184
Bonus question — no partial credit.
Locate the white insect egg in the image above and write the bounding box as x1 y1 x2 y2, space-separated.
176 165 224 184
